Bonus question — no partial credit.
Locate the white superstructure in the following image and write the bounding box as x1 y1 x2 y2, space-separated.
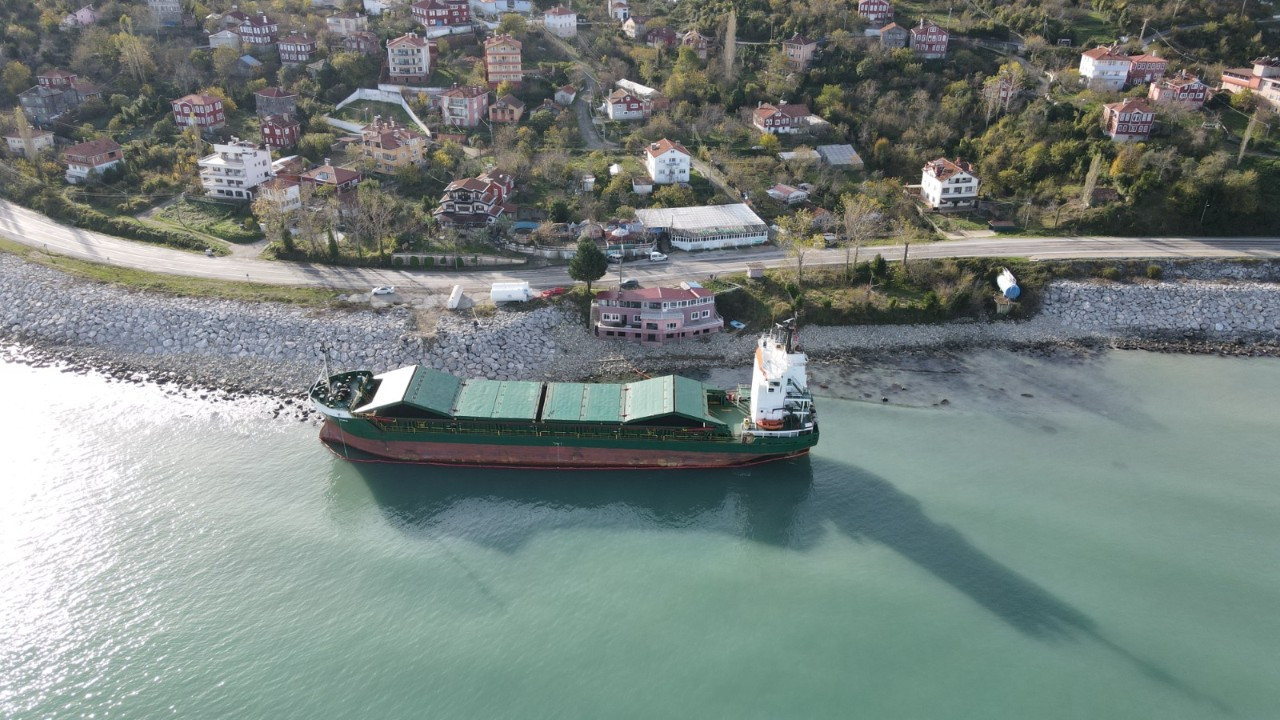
747 320 816 436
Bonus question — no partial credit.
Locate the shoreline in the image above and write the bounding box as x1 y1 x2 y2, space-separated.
2 253 1279 415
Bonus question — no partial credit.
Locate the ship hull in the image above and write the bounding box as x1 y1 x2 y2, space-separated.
320 420 812 469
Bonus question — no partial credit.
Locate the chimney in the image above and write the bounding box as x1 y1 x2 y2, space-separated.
323 157 331 166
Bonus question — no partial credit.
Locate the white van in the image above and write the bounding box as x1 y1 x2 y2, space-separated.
649 251 668 263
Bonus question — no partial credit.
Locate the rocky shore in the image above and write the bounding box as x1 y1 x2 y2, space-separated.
2 254 1278 412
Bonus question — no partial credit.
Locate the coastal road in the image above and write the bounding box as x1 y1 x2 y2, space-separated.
3 199 1280 295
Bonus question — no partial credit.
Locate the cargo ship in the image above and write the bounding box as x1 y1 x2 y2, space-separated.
309 319 818 469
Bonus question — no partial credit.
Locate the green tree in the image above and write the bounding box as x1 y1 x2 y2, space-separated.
568 238 608 292
498 13 527 36
757 133 781 154
2 60 31 97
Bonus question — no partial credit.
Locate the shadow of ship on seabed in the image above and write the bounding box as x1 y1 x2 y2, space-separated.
336 455 1230 714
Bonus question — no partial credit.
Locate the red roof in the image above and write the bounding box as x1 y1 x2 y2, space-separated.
302 164 361 185
1129 53 1165 64
442 85 488 98
784 33 813 46
39 68 77 78
545 5 575 14
596 286 714 302
389 32 430 47
65 137 122 159
174 93 221 106
1082 46 1127 62
1105 99 1153 115
923 157 975 181
484 34 521 49
753 102 810 121
645 138 690 158
279 33 314 45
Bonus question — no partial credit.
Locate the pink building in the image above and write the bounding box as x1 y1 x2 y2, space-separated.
593 285 723 345
1148 71 1209 107
1220 57 1280 111
1103 99 1155 142
439 85 490 127
782 34 816 70
484 34 523 87
1127 53 1167 85
411 0 470 27
857 0 893 26
172 93 226 131
909 19 948 59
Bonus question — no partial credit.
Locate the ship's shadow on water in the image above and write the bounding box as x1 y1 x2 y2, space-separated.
337 455 1229 713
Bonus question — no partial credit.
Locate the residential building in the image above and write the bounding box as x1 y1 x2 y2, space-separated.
489 95 525 124
261 114 301 149
622 15 647 39
909 19 948 59
254 87 298 118
198 137 273 200
1221 57 1280 111
857 0 893 26
646 27 678 50
782 34 817 70
239 12 279 47
433 170 515 227
147 0 184 27
360 117 428 173
555 85 577 106
751 102 810 134
879 22 908 49
1148 71 1209 107
767 184 808 204
278 33 318 65
484 34 523 87
1103 99 1155 142
342 30 381 55
301 161 363 195
172 93 226 131
411 0 470 27
609 0 629 21
62 4 99 28
209 29 242 49
4 129 56 157
1127 54 1167 85
235 54 263 76
63 137 123 183
326 11 369 35
920 157 979 210
387 32 434 85
593 285 723 344
439 85 489 127
644 138 691 184
472 0 531 14
215 8 249 30
682 30 712 60
543 6 577 37
1079 46 1131 91
257 177 302 213
21 68 101 123
634 203 769 250
603 89 648 120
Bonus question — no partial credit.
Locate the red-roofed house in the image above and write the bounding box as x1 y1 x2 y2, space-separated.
909 19 948 59
343 30 381 55
278 33 318 65
555 85 577 106
172 93 225 131
1127 54 1167 85
543 6 577 37
858 0 893 26
782 34 817 70
484 34 523 87
921 158 979 210
1221 57 1280 110
1148 71 1209 107
387 32 435 85
644 139 690 184
360 117 428 173
63 137 123 183
301 161 363 195
593 285 723 344
879 22 908 49
646 27 678 50
261 114 301 149
1079 46 1131 90
254 87 297 118
1103 99 1155 142
752 102 810 134
433 170 515 227
681 30 712 60
489 95 525 124
239 12 279 47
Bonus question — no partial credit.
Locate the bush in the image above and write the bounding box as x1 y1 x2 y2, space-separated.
424 256 434 267
1101 266 1123 281
1145 264 1163 280
408 256 418 267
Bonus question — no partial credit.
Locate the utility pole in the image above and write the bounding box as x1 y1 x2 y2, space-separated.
1138 17 1148 44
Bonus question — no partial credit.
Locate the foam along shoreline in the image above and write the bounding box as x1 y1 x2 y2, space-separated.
1 253 1279 407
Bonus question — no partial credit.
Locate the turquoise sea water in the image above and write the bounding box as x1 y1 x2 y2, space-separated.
2 350 1279 719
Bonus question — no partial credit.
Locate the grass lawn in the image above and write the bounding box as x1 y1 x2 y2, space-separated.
154 197 262 243
0 236 340 306
333 100 415 127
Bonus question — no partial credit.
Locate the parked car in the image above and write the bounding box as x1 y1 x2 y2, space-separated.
648 251 668 263
371 286 396 295
620 278 640 289
607 253 624 263
539 286 566 298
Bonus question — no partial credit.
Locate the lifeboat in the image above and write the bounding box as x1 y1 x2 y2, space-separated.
756 418 784 430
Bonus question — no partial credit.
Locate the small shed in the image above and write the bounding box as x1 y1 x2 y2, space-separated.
746 263 765 279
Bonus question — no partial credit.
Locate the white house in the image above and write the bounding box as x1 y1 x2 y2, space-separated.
258 177 302 212
61 4 99 28
543 6 577 37
4 129 55 157
1079 46 1131 91
387 32 433 85
920 157 979 210
472 0 532 15
63 137 123 183
198 137 274 200
644 138 691 184
766 184 808 204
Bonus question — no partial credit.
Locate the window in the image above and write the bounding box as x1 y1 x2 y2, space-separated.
667 322 677 329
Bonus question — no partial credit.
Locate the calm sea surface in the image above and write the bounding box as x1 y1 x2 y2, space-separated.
2 350 1278 719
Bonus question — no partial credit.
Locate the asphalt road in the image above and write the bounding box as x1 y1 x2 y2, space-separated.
3 199 1280 296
